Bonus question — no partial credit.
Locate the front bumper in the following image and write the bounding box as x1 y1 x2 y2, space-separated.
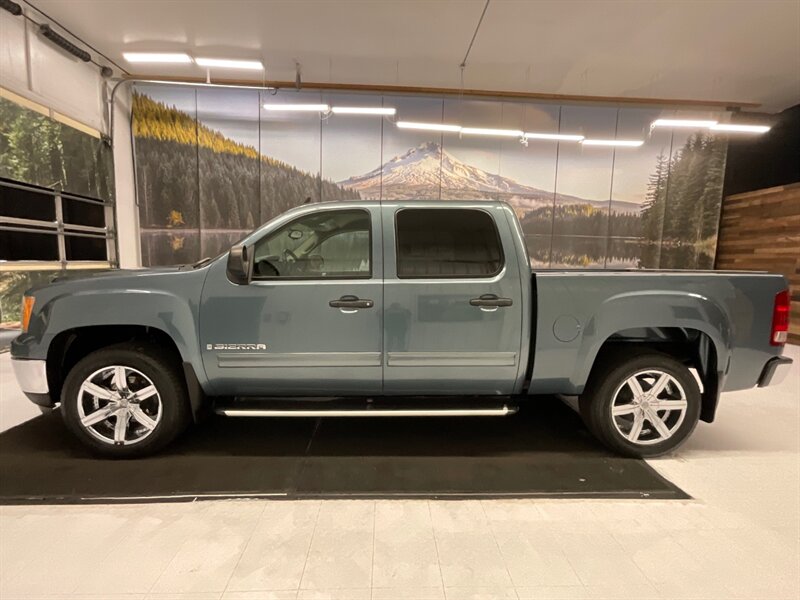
10 358 54 407
758 356 794 387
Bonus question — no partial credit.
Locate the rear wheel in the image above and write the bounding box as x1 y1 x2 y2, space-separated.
61 342 190 458
579 351 701 457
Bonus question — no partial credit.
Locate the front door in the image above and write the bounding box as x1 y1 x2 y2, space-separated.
200 205 383 396
382 205 524 395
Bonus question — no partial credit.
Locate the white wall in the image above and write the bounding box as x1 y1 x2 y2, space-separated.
0 8 105 132
111 84 140 268
0 7 140 267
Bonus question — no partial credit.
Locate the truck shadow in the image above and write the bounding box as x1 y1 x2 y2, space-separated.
0 396 688 502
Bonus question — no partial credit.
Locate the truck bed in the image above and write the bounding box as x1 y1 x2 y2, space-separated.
529 269 788 396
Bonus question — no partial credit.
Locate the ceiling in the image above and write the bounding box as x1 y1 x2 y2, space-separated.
26 0 800 111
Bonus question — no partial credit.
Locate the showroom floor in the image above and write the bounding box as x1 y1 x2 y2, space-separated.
1 346 798 600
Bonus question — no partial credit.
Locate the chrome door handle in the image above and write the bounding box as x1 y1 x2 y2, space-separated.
469 294 513 308
329 295 374 309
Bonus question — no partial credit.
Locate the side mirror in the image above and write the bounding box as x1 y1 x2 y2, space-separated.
226 243 252 285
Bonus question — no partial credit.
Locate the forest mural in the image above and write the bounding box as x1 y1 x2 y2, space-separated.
132 84 728 269
133 92 355 264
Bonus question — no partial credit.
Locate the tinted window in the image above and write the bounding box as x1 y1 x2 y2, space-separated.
0 184 56 221
0 230 59 261
395 209 503 278
252 209 371 279
64 235 108 261
62 198 105 228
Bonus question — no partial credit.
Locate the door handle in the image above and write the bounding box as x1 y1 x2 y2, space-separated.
469 294 513 308
329 295 374 310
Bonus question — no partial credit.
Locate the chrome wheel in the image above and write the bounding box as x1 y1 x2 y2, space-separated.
77 365 162 446
610 369 688 446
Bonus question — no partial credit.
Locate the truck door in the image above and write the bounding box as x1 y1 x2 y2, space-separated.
382 204 524 395
199 205 383 396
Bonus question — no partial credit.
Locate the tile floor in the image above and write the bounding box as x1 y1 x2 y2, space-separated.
0 345 798 600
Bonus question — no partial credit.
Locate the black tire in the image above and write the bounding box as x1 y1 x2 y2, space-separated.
61 342 190 458
578 350 701 458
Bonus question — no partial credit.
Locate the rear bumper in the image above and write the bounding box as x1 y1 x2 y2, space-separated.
758 356 794 387
10 358 54 407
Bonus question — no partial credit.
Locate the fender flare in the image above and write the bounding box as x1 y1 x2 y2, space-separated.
39 288 209 398
572 289 731 393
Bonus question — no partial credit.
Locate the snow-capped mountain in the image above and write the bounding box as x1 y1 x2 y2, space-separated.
338 142 640 215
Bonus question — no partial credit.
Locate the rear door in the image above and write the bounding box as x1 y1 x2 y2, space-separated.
381 203 524 395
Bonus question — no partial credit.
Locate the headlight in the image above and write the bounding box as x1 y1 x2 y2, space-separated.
21 296 35 332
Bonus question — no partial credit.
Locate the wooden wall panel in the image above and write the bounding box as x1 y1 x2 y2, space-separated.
716 182 800 344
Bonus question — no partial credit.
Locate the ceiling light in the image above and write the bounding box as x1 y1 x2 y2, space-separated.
195 57 263 70
396 121 461 132
330 106 396 115
582 139 644 147
711 123 771 134
652 118 718 129
262 103 330 112
460 127 524 137
524 132 584 142
123 52 193 64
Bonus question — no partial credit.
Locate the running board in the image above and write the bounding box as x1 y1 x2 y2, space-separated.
214 397 518 418
217 406 516 418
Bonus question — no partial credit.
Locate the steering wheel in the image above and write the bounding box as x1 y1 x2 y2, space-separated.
282 248 298 262
255 258 280 277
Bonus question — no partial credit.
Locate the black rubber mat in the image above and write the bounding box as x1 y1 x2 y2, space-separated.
0 396 688 504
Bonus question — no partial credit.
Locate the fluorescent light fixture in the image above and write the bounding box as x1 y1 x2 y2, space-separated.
262 103 330 112
652 118 718 129
330 106 396 115
460 127 524 137
123 52 193 64
524 132 584 142
396 121 461 132
711 123 771 134
582 139 644 147
195 57 263 70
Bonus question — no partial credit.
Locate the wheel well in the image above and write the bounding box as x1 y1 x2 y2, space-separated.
46 325 183 404
590 327 720 423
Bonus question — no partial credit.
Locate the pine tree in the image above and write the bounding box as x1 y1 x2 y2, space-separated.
640 151 669 243
698 137 726 240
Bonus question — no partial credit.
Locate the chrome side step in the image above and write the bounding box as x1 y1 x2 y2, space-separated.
216 406 517 418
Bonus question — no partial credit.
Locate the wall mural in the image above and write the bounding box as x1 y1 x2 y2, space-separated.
132 84 728 269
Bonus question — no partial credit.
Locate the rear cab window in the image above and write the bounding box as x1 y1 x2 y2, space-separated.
395 208 504 278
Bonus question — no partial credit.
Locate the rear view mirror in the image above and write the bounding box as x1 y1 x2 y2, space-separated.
226 243 252 285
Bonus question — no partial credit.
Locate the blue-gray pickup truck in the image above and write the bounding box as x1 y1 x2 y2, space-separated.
10 200 793 458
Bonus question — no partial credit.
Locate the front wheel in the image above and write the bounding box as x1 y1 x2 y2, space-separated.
61 342 190 458
579 351 701 458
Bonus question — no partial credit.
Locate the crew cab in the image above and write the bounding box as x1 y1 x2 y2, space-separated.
10 200 793 457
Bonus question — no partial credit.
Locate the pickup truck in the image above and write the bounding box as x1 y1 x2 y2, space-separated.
10 200 793 458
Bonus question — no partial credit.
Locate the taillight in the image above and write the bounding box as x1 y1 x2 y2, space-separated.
770 290 790 346
21 295 35 333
